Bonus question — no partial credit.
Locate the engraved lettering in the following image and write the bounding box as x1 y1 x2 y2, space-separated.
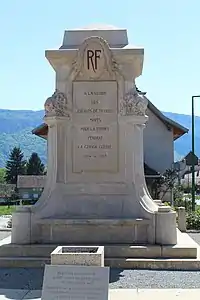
87 49 102 72
88 136 103 140
72 81 118 173
80 127 109 132
99 144 112 149
84 91 106 96
91 99 100 105
76 108 113 113
89 117 102 123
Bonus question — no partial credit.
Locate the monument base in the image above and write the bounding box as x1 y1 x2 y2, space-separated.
35 218 153 245
1 230 200 270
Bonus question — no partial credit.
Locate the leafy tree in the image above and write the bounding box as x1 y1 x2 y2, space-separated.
0 168 6 183
26 152 45 175
151 169 178 200
5 147 26 186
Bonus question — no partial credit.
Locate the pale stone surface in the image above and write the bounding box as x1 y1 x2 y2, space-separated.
61 24 128 49
0 289 28 299
11 206 31 244
51 246 104 266
2 289 200 300
12 25 177 247
41 265 109 300
178 207 186 232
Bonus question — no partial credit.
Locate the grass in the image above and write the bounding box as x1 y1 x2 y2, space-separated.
0 206 15 215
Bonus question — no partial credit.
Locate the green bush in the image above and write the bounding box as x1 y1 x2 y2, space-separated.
186 210 200 230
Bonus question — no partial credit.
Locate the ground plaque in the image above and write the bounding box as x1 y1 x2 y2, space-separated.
72 81 118 173
41 265 109 300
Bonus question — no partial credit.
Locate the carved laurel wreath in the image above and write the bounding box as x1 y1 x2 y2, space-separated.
122 87 148 116
44 89 70 118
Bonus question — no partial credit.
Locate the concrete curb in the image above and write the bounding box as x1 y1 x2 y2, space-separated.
0 228 11 232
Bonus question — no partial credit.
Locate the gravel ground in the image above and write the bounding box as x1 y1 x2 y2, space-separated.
188 233 200 245
0 232 199 289
0 268 200 290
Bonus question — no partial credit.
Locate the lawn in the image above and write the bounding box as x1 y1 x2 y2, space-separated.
0 206 15 216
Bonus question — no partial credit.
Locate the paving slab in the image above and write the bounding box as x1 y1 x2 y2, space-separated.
0 289 28 300
23 290 41 300
10 289 200 300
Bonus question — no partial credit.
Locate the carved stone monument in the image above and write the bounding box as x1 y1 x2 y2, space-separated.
12 25 177 246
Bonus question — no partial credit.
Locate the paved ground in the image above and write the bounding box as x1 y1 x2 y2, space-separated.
0 231 199 290
0 216 11 229
188 233 200 245
0 232 199 290
1 267 200 290
2 289 200 300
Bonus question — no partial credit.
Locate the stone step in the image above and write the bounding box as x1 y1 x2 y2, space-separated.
0 256 200 270
0 244 197 259
105 257 200 270
0 244 56 258
0 257 50 268
105 245 197 258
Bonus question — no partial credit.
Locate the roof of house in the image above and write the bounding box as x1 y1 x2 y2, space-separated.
144 163 160 177
17 176 46 189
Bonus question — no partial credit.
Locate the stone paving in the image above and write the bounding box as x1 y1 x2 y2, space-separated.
0 232 199 290
2 289 200 300
0 231 200 298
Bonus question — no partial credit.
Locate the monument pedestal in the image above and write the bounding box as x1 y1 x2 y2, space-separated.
11 25 184 257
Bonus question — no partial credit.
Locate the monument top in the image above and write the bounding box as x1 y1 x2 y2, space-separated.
60 23 128 49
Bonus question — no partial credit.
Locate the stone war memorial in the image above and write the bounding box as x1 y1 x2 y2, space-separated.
8 25 199 269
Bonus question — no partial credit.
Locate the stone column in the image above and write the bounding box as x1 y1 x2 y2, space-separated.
45 116 67 184
177 207 186 232
11 206 31 244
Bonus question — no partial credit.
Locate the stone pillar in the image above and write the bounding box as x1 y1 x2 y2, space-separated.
177 207 186 232
155 206 177 244
11 206 31 244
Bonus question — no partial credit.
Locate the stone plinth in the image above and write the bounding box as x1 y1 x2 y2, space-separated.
51 246 104 266
11 25 177 247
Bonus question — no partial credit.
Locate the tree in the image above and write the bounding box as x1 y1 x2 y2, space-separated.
0 168 6 183
151 168 178 200
5 147 26 186
26 152 45 175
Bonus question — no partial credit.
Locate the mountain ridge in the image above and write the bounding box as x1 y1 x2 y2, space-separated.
0 109 197 167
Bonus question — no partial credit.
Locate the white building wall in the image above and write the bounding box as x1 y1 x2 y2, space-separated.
144 108 174 174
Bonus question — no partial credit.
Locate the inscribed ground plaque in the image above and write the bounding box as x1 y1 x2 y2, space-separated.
72 81 118 173
41 265 109 300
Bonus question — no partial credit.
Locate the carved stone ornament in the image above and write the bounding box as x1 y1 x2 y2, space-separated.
71 36 121 80
44 90 70 118
121 87 148 116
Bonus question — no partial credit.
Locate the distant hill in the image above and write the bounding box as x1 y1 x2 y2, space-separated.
163 112 200 161
0 108 197 167
0 109 46 167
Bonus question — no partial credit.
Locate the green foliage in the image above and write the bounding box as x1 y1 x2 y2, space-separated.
26 152 45 175
0 206 15 216
151 169 178 200
0 168 5 183
186 209 200 230
0 184 15 198
0 127 46 167
5 147 26 185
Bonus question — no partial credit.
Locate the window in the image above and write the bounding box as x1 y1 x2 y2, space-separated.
22 193 29 199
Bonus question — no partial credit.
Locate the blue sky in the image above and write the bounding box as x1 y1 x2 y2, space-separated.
0 0 200 115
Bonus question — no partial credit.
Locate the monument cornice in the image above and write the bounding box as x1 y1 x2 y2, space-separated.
45 47 144 79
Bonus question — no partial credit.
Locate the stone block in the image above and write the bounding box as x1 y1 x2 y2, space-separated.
51 246 104 266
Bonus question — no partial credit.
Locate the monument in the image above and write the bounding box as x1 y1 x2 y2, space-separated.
11 24 177 246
